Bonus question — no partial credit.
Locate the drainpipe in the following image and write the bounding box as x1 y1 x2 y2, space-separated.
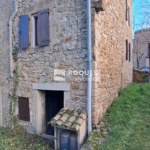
87 0 92 135
9 0 18 78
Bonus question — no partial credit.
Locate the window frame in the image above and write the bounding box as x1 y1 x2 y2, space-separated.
32 13 38 48
18 97 30 122
129 43 131 62
126 39 128 61
126 0 130 26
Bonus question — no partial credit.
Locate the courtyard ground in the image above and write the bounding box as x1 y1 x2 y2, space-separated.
0 125 54 150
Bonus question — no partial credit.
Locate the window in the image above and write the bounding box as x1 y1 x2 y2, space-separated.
19 8 50 49
126 40 131 61
32 9 49 47
126 0 130 26
129 43 131 61
18 97 30 122
126 39 128 61
32 14 39 47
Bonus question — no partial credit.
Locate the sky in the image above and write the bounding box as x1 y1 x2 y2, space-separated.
132 0 150 33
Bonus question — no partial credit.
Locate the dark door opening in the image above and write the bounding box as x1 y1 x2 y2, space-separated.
45 91 64 136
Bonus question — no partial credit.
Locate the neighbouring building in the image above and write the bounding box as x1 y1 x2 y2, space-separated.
0 0 132 138
133 28 150 70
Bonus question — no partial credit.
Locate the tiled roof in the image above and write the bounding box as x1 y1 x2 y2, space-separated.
48 108 87 131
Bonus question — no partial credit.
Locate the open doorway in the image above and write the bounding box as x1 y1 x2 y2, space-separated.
45 91 64 136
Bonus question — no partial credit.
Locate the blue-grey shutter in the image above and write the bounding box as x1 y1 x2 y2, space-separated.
126 0 128 21
19 15 29 49
129 43 131 61
38 9 49 47
128 7 130 26
126 39 128 61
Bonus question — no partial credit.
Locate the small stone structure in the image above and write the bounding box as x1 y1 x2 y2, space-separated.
49 108 87 150
133 69 149 83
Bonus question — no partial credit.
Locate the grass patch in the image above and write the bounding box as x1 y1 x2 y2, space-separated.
0 125 54 150
98 82 150 150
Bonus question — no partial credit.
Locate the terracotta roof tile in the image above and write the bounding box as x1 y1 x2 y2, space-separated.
53 115 61 121
55 120 63 126
72 111 79 117
80 113 86 120
75 118 84 126
68 116 76 123
49 108 87 131
60 114 69 122
63 121 72 128
72 124 80 131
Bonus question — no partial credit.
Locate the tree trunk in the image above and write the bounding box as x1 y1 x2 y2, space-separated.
137 59 140 69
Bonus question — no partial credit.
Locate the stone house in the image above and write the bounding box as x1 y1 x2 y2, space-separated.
133 28 150 70
0 0 132 137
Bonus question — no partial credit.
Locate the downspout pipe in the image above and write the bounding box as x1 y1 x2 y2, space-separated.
9 0 18 78
87 0 92 135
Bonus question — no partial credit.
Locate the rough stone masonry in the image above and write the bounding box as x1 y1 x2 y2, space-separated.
0 0 132 131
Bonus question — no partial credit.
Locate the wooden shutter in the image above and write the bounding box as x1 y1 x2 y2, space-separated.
126 39 128 60
128 7 130 26
129 43 131 61
19 15 29 49
19 97 30 122
38 9 49 46
126 0 128 20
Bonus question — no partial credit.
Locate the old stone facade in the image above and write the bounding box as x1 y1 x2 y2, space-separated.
0 0 13 127
91 0 132 124
133 28 150 69
0 0 132 133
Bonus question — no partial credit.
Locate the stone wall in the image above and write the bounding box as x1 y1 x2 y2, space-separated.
0 0 12 127
133 69 149 83
91 0 133 124
133 28 150 69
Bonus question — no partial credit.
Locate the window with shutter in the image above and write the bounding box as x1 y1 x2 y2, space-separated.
38 9 49 47
126 39 128 61
129 43 131 61
126 0 130 26
126 0 128 21
128 7 130 26
19 15 29 49
18 97 30 122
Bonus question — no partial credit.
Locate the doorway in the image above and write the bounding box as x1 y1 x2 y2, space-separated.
45 91 64 136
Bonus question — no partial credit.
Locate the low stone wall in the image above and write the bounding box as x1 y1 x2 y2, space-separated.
133 69 149 83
